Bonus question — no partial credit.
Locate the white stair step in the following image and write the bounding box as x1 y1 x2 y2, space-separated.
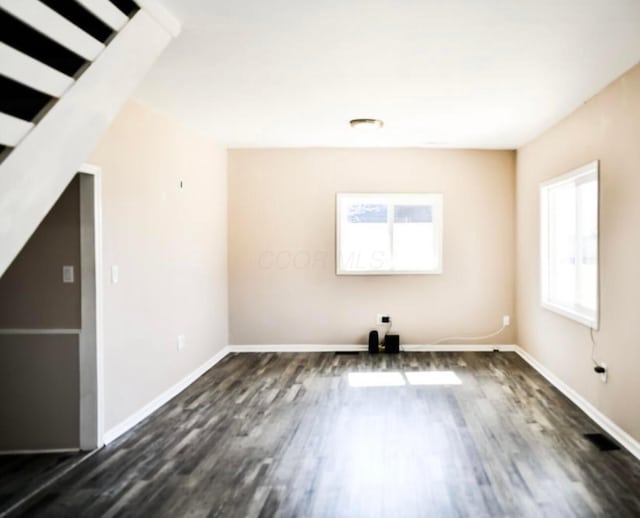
0 112 34 147
75 0 128 32
0 42 74 97
0 0 105 61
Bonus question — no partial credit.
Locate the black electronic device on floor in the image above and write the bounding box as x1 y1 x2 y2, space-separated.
368 330 379 353
368 331 400 353
384 334 400 354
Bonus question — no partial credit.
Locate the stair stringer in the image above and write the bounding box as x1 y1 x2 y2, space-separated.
0 8 177 277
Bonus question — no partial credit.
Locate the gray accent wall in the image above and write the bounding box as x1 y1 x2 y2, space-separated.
0 334 79 450
0 177 81 450
0 178 81 329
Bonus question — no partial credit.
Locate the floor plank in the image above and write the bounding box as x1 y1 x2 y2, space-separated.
12 352 640 517
0 451 86 516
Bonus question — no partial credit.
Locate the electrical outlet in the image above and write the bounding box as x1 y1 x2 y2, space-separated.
503 315 510 326
177 335 186 351
600 363 607 383
377 314 391 325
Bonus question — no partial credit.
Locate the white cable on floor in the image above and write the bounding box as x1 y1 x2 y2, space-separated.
431 324 507 345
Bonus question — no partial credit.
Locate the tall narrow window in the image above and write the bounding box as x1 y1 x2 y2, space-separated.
540 161 599 328
336 193 443 274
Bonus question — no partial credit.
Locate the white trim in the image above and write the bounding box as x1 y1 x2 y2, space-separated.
84 165 105 449
136 0 182 37
0 0 105 61
0 329 81 335
78 163 102 176
0 112 33 148
78 171 101 450
540 301 597 329
230 344 368 353
540 160 599 329
75 0 128 32
0 42 74 97
103 347 231 445
402 344 516 352
229 344 516 353
513 345 640 461
75 164 104 450
539 160 599 189
0 448 79 456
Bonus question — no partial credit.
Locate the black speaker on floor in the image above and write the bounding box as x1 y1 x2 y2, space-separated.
384 334 400 354
368 330 379 353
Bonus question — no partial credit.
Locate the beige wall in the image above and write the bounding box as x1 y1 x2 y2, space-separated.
89 100 228 431
229 149 516 345
0 177 81 329
517 64 640 442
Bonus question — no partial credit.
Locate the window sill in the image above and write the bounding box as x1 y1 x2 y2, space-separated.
337 268 443 275
541 300 598 329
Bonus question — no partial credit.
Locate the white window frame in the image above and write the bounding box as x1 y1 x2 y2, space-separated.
540 160 599 328
336 192 443 275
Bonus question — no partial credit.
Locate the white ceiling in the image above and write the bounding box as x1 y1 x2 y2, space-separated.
134 0 640 149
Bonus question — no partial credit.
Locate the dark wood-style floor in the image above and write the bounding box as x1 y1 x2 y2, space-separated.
0 451 86 516
11 352 640 517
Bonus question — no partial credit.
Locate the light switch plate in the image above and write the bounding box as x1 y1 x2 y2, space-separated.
111 265 119 284
63 265 74 283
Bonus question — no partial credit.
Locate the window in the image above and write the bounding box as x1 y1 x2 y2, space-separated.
540 161 599 328
336 193 443 274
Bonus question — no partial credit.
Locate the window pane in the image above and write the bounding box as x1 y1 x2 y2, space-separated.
340 202 390 271
392 223 435 270
393 205 435 271
548 182 576 306
540 162 598 328
348 204 387 223
337 194 442 274
577 180 598 310
394 205 432 223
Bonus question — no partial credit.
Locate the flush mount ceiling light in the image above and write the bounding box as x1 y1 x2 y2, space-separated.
349 118 384 129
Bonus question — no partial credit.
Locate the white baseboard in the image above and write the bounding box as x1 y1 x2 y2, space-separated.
103 346 231 445
0 448 80 456
229 344 366 353
402 344 516 352
228 344 516 353
513 345 640 461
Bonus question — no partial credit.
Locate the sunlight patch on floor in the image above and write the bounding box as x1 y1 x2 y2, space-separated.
347 371 462 387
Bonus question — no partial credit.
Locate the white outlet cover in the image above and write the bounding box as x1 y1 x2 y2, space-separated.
503 315 510 326
600 363 608 383
377 314 391 325
111 265 119 284
177 335 186 351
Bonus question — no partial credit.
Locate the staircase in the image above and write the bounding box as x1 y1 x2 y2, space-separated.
0 0 180 277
